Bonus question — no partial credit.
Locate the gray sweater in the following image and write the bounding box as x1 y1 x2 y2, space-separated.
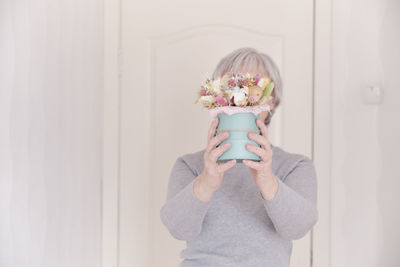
160 143 318 267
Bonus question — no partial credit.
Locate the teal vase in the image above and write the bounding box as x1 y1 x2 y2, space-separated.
216 112 261 163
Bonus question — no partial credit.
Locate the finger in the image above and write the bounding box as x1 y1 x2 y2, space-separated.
246 144 268 162
216 159 236 173
206 131 229 153
210 142 231 162
207 117 219 143
256 118 269 138
248 132 268 149
243 159 263 170
255 119 271 149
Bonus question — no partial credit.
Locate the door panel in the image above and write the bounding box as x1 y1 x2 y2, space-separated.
119 1 314 266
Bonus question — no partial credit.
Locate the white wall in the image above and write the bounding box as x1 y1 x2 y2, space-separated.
331 0 400 266
2 0 399 266
0 1 103 267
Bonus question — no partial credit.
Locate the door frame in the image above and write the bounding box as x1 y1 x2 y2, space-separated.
102 0 121 266
101 0 333 265
312 0 332 266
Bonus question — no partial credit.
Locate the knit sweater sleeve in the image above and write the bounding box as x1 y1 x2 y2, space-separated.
261 156 319 240
160 156 211 241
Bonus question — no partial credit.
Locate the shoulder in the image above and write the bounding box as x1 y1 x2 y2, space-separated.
175 148 206 177
271 145 314 181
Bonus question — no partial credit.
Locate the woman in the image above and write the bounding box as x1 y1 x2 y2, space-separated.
160 47 318 267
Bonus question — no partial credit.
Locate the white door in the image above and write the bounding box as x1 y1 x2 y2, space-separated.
118 1 315 266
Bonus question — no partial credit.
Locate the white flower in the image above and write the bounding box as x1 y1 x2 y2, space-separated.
232 86 241 92
211 79 223 96
232 91 248 106
257 78 265 87
199 95 216 107
228 86 249 106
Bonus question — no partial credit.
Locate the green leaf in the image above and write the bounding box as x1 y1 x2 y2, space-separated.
261 82 274 99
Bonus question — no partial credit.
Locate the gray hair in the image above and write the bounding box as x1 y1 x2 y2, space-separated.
212 47 282 127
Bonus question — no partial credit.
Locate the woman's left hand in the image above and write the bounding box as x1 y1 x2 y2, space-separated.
243 118 279 200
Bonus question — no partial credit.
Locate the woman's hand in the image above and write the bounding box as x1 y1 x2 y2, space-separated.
194 117 237 202
243 118 279 200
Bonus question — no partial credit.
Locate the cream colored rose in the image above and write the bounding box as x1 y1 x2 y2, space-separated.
211 79 223 96
199 95 216 108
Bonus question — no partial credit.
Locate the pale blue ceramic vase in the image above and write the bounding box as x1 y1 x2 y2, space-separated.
216 112 261 163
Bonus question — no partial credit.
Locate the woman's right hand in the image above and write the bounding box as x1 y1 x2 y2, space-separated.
194 117 237 202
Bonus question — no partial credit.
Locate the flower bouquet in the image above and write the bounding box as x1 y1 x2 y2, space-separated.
195 72 274 163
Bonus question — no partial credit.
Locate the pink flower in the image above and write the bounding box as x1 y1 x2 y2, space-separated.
228 79 236 87
242 78 251 86
248 96 258 104
200 89 207 96
216 96 228 106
